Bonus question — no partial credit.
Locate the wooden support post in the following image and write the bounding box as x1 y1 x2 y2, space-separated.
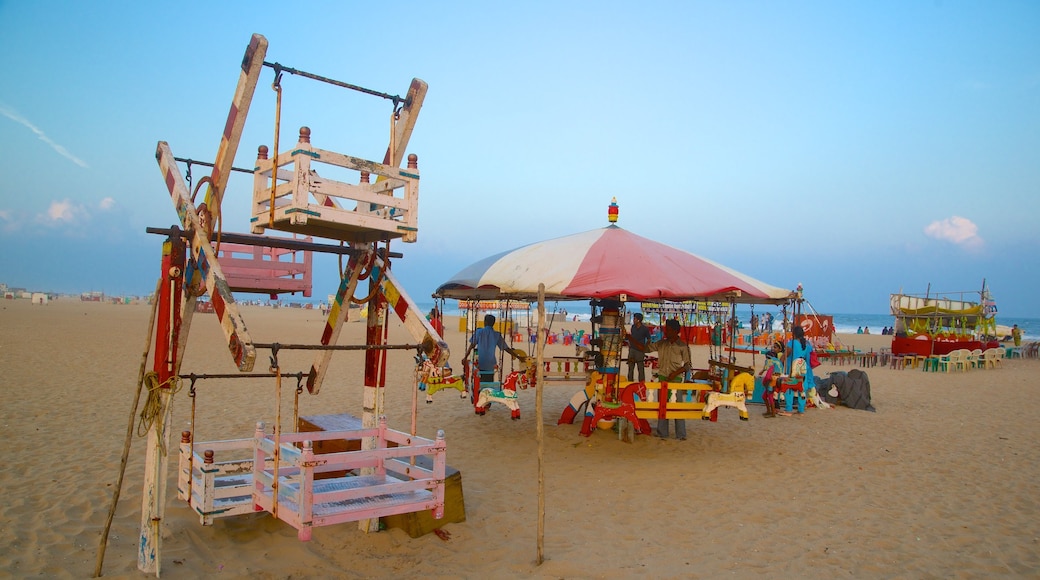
298 440 314 541
138 233 185 576
252 421 266 512
200 450 216 526
536 284 546 566
359 288 388 533
203 33 268 229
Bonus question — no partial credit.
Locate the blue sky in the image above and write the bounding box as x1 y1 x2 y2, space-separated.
1 1 1037 316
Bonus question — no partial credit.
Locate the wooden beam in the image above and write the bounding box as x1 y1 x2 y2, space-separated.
204 34 269 229
157 141 256 371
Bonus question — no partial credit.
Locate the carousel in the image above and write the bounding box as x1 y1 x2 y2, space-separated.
434 198 797 439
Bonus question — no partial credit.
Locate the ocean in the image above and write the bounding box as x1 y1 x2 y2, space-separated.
415 300 1040 342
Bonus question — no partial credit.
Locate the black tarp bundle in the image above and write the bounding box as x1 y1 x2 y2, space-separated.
816 369 876 412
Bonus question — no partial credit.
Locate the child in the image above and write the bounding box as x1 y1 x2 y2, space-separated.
759 341 785 418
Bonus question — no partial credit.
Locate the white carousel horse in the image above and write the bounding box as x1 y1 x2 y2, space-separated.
475 355 536 420
702 372 754 421
558 370 599 425
789 357 829 409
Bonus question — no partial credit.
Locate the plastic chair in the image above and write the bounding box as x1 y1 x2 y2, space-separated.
940 350 964 373
982 348 1001 369
966 349 982 370
992 348 1005 368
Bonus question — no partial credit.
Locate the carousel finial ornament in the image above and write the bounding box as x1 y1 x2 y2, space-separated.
608 197 619 224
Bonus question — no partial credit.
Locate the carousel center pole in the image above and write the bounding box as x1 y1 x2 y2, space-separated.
138 231 185 576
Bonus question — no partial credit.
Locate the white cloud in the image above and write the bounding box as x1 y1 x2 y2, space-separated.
99 197 115 210
0 209 25 234
0 103 89 168
924 216 984 250
41 199 86 225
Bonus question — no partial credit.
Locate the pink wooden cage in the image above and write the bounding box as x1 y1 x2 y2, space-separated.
216 238 313 298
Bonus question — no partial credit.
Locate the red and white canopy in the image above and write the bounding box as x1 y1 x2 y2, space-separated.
435 225 793 304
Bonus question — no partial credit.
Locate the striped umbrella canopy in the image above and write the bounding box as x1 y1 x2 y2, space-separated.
434 225 793 304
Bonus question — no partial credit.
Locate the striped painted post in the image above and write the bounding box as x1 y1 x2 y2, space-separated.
157 141 256 372
305 246 373 394
203 33 268 230
372 258 448 365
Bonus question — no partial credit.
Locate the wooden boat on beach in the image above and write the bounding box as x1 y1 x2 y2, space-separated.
890 281 1000 356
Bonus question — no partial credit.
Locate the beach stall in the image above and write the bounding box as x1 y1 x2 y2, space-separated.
889 281 1001 368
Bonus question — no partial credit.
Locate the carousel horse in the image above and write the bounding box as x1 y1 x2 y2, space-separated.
475 354 536 420
557 369 606 425
580 381 652 437
702 372 754 421
777 358 808 414
416 356 468 404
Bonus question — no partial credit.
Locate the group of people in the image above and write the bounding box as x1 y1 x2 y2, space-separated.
627 315 821 436
625 313 692 440
459 309 823 441
857 326 895 335
757 325 816 418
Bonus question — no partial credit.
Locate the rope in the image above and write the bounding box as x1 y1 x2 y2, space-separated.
349 242 390 305
269 66 284 228
189 176 223 257
271 354 282 519
750 304 757 367
94 277 161 577
187 377 197 511
388 105 397 174
137 371 182 455
190 175 212 205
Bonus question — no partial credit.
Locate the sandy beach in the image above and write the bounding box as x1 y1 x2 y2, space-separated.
1 298 1038 578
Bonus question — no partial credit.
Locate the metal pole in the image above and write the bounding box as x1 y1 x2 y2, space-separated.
262 61 404 104
535 284 546 566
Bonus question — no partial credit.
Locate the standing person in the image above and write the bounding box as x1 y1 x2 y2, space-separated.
1012 324 1022 347
626 313 652 382
463 314 516 383
646 319 692 440
427 307 444 337
785 325 815 415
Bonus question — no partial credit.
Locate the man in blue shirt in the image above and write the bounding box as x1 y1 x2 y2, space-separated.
463 314 516 383
626 313 652 382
